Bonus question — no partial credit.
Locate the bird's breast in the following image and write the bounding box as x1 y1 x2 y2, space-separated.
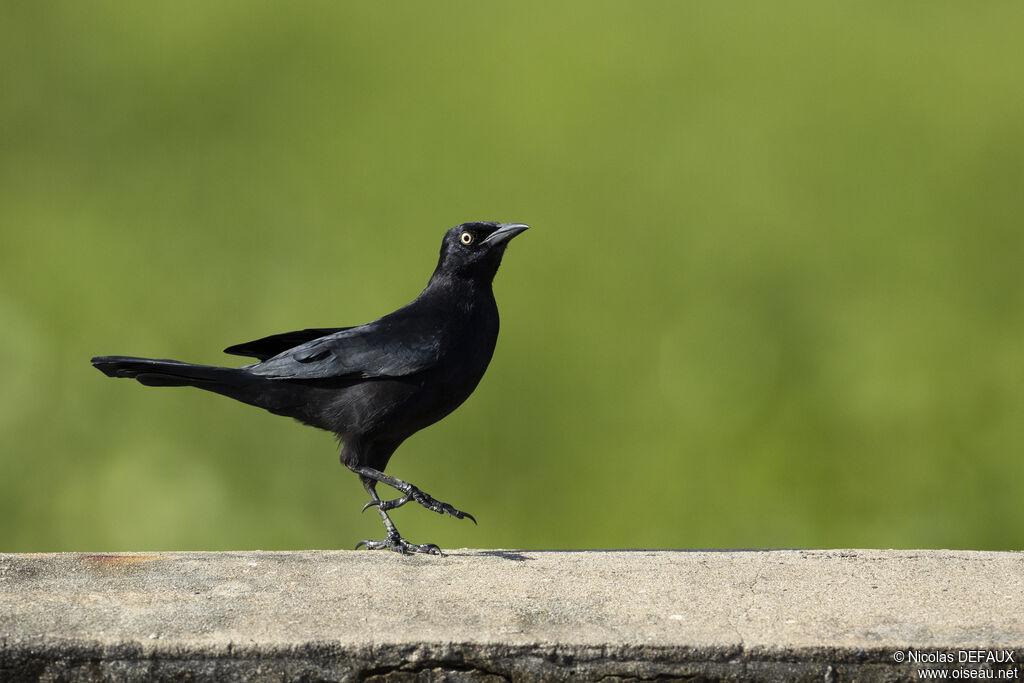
436 304 499 390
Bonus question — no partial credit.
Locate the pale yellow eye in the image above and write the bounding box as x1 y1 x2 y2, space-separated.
460 232 473 245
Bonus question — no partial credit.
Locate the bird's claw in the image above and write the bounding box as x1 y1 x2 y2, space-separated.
360 486 476 524
355 534 444 556
411 487 477 524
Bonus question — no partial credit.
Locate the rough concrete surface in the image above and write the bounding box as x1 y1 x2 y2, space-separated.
1 549 1023 681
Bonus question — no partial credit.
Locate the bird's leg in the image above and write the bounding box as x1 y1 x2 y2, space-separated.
353 476 443 555
350 465 476 524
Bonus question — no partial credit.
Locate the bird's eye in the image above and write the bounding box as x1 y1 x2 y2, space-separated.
460 232 473 245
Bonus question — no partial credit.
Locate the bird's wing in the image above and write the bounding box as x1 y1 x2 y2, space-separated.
248 313 446 380
223 327 353 362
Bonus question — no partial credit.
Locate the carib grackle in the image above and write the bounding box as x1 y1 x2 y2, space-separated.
91 221 529 555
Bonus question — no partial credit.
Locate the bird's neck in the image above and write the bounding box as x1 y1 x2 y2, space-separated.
422 270 496 312
426 268 493 293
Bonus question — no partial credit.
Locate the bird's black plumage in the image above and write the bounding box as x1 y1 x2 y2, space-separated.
91 221 529 554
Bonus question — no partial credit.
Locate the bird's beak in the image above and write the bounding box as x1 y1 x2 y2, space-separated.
482 223 530 246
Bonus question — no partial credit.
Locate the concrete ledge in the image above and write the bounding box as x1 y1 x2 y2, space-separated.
2 549 1023 681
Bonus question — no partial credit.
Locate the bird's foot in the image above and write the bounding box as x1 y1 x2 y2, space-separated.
355 533 443 556
362 485 476 524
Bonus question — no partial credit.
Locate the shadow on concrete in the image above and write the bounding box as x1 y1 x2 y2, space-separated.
470 550 535 562
459 548 799 562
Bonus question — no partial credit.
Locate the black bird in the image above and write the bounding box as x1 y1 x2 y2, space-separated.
91 221 529 554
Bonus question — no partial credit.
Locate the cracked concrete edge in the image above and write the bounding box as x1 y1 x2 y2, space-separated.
3 638 1018 682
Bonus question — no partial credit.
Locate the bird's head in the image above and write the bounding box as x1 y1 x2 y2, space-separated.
433 221 529 283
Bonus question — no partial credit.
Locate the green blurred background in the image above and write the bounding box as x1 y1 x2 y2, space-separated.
2 3 1022 552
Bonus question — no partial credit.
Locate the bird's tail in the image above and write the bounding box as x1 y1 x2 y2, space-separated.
91 355 317 425
91 356 242 388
